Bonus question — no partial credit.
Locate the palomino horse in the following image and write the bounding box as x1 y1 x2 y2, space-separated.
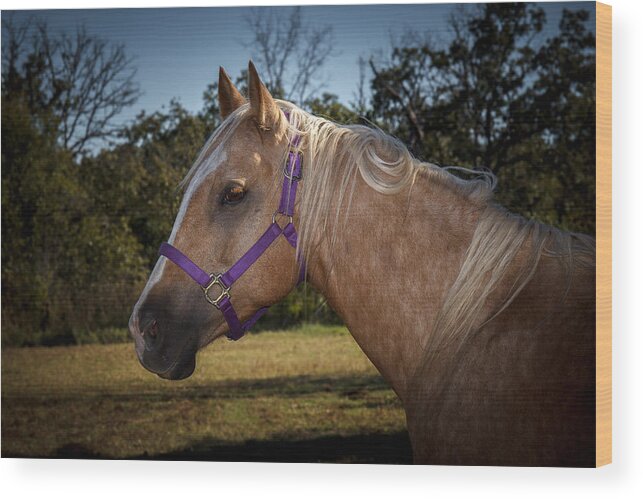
130 62 596 466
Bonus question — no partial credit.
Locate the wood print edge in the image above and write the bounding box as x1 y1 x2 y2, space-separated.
595 1 612 468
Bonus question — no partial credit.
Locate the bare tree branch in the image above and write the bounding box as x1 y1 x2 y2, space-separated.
2 18 141 158
1 15 30 90
244 7 334 105
351 56 369 114
368 58 426 148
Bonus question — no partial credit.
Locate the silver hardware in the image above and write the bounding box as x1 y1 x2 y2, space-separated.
202 273 230 309
272 210 293 228
283 150 303 181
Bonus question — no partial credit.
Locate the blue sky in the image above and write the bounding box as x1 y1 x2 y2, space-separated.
4 3 595 128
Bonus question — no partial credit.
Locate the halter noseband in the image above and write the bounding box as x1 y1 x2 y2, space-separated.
158 118 304 341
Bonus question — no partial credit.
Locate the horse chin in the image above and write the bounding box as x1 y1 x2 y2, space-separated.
157 324 226 379
157 352 196 380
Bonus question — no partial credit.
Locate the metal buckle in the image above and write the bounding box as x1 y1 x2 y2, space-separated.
284 150 303 181
202 273 230 309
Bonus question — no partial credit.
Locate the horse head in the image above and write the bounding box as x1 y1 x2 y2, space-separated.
129 62 302 379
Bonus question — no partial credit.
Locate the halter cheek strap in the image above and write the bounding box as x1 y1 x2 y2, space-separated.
158 129 304 341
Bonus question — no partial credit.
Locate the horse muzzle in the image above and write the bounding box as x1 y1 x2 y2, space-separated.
129 308 198 380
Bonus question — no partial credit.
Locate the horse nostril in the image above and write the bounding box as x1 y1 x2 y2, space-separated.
142 319 159 340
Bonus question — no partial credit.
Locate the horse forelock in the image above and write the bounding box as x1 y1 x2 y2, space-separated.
180 104 252 192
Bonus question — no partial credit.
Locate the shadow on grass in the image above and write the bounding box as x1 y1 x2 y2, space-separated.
142 431 414 464
5 431 413 464
182 373 392 400
3 373 410 463
3 374 394 404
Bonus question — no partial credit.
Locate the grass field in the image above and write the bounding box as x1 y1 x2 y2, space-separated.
1 325 411 463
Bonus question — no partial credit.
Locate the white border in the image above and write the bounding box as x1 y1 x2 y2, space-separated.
2 0 642 497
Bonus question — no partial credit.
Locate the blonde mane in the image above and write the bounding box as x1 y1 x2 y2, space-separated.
277 104 594 352
183 102 595 353
277 101 497 266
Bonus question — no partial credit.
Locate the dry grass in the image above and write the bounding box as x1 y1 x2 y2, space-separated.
1 325 411 463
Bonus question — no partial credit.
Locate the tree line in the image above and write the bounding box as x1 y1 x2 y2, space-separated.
1 4 596 346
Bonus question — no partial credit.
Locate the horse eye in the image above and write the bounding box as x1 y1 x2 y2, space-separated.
222 185 246 205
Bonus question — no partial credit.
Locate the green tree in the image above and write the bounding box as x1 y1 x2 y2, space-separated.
93 100 210 268
305 92 360 124
367 3 595 233
1 93 147 344
516 9 596 232
2 19 144 345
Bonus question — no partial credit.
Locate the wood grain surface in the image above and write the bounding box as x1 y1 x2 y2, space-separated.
596 1 612 468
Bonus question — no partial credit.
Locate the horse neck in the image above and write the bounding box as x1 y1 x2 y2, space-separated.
304 168 484 403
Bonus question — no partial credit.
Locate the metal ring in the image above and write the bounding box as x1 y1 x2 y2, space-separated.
272 211 293 228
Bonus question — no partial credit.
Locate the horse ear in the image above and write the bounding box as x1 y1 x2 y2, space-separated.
247 60 281 130
218 67 246 120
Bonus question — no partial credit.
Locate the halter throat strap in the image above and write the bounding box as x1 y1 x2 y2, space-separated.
158 124 304 340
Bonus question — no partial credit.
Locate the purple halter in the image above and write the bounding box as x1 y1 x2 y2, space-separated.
158 121 304 341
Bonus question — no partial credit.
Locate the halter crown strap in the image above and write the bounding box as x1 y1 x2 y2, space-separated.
158 119 304 340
